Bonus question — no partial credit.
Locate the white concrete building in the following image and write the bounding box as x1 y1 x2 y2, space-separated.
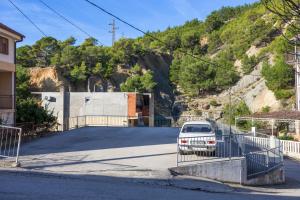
34 91 154 130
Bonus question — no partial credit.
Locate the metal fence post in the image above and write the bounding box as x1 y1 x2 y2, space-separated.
76 116 79 128
229 133 232 160
176 138 179 167
266 150 269 168
15 129 22 166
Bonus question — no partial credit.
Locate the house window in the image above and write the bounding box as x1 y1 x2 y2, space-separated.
0 36 9 55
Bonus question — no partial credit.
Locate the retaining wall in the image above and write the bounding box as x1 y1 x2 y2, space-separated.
169 157 285 185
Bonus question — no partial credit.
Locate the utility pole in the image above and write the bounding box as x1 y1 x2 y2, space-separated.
229 89 232 134
294 35 300 110
109 19 118 46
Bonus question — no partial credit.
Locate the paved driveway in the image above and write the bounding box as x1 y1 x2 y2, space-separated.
1 127 300 199
19 127 179 178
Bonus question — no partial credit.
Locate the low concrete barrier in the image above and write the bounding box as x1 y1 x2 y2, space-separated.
169 157 285 185
170 158 246 184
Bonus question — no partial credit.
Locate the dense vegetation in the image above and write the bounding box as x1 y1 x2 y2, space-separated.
223 100 252 129
16 67 56 124
17 37 156 92
260 36 295 100
16 0 296 119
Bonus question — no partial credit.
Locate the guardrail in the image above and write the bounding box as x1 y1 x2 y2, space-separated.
65 115 210 129
0 125 22 166
280 140 300 158
177 134 245 165
176 131 284 179
246 146 283 178
64 115 232 130
66 115 130 130
244 135 300 159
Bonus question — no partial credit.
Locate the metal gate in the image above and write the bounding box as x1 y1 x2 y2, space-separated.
0 125 22 166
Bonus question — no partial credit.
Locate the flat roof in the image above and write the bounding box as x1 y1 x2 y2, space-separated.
183 120 210 125
238 111 300 121
0 23 25 40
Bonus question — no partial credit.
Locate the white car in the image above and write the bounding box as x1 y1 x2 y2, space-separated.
178 121 216 154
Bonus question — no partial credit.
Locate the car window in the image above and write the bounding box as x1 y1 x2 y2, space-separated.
181 124 212 133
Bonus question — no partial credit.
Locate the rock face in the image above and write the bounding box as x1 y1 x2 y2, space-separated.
177 52 283 117
29 67 61 92
27 52 174 116
137 52 174 115
27 48 283 117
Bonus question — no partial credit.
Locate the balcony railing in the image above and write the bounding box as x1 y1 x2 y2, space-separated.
0 95 14 109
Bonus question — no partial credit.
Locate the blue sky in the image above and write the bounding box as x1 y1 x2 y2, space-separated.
1 0 258 46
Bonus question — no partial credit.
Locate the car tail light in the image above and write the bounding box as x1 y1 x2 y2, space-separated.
180 139 188 144
207 140 216 144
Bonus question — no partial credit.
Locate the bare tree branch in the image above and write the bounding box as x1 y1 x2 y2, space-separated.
262 0 300 42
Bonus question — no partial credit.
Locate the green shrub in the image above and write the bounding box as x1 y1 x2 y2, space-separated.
16 98 56 124
121 66 157 92
262 58 294 100
261 106 271 113
274 89 294 99
241 55 259 74
278 135 294 141
210 100 218 107
16 66 56 124
223 100 251 129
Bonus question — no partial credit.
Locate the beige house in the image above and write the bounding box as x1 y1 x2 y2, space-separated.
0 23 24 125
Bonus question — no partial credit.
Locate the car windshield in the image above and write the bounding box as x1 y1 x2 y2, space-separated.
181 124 212 133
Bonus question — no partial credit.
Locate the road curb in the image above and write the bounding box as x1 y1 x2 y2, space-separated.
169 175 234 193
0 167 233 193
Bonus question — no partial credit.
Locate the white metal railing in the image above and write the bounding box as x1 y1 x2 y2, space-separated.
280 140 300 158
66 115 129 130
176 134 243 165
176 134 273 166
0 125 22 166
244 135 300 159
176 130 284 179
244 136 270 149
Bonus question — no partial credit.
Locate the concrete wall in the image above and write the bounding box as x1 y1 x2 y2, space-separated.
0 110 14 125
40 92 130 130
40 92 64 129
170 158 246 184
169 157 285 185
245 166 285 186
149 93 154 127
69 92 128 117
39 91 156 130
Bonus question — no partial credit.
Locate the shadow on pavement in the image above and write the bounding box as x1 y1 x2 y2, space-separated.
0 169 299 200
20 127 180 156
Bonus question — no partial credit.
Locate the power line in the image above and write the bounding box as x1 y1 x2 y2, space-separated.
84 0 262 77
39 0 103 45
7 0 47 36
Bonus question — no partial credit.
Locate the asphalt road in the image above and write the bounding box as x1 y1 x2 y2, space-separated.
18 127 179 177
0 127 299 200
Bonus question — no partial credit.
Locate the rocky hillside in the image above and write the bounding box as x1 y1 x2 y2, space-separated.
18 1 295 118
